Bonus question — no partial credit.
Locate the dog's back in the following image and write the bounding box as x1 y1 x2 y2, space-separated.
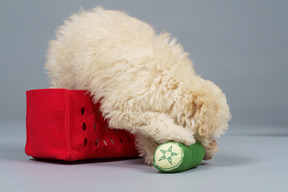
45 7 193 102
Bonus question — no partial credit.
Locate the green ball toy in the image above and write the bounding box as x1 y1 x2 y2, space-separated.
153 142 205 173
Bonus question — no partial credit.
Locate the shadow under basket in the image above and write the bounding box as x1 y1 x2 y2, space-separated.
25 89 138 161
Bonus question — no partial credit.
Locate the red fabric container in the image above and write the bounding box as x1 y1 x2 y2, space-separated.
25 89 138 161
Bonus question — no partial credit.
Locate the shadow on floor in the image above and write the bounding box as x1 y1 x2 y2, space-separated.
29 156 141 165
0 143 141 165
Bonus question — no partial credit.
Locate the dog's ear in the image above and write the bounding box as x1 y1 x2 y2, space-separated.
193 93 218 139
192 82 230 139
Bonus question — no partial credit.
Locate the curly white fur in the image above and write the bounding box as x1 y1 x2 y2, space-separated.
45 7 231 164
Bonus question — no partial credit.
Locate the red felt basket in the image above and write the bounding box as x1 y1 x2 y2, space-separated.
25 89 138 161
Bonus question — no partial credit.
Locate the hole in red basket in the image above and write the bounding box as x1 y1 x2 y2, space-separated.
119 138 123 144
105 125 109 132
81 107 85 115
103 139 107 146
82 122 87 131
127 137 132 143
95 138 98 146
84 138 88 146
110 138 114 144
97 110 101 117
94 123 97 130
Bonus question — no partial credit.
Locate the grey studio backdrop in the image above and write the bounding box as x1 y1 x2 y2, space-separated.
1 0 288 128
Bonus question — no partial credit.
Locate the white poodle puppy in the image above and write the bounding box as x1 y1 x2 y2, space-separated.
45 7 231 164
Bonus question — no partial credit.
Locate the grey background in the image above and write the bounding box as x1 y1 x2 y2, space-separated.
1 1 288 192
1 0 288 127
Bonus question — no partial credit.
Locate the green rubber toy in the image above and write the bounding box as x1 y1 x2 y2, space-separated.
153 142 205 173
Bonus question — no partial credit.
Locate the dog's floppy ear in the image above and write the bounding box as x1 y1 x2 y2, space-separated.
192 81 230 139
193 93 217 139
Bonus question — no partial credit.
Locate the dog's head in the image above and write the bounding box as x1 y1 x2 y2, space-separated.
192 80 231 140
173 78 231 158
191 79 231 159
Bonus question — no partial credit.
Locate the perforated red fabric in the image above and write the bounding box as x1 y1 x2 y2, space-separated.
25 89 138 161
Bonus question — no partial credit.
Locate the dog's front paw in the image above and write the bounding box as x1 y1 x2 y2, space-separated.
176 136 195 146
170 129 195 146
